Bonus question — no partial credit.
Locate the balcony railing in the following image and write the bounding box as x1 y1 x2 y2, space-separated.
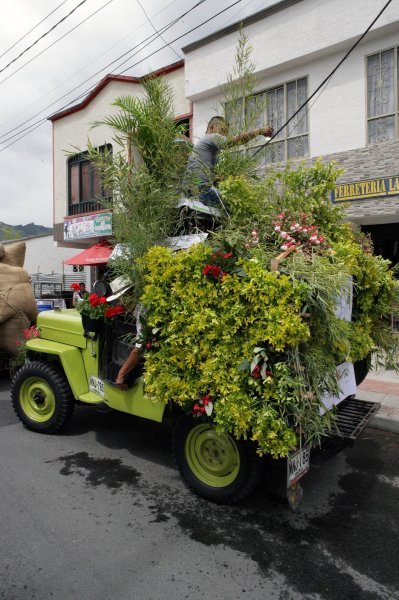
68 199 111 216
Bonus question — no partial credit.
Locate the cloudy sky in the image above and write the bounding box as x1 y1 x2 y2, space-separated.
0 0 275 227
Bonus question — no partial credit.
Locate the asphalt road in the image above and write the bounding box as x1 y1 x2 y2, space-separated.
0 374 398 600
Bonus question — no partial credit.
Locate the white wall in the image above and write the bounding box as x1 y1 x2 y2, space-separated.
186 0 399 157
185 0 399 99
12 235 86 277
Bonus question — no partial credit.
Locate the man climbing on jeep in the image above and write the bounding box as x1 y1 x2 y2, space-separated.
184 115 273 209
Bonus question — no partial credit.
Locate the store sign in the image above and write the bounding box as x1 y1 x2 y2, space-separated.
64 212 112 240
332 176 399 203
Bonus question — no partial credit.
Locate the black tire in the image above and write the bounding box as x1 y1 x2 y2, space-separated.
11 361 74 434
173 416 264 504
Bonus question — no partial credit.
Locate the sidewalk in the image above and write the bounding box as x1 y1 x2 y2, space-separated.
357 367 399 434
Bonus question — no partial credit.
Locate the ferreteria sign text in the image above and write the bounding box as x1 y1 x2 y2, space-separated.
331 176 399 202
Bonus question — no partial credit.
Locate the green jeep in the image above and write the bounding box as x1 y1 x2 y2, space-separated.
10 304 378 506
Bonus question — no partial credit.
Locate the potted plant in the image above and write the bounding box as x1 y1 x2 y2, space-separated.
73 290 125 333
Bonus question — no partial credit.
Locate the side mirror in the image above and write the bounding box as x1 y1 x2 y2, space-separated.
93 280 107 296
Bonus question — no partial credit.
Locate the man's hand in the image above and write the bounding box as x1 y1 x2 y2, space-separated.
260 126 273 137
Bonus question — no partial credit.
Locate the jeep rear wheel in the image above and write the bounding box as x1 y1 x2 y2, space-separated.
11 361 74 434
173 417 263 504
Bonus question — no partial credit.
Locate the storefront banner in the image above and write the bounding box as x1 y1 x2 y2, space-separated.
64 212 112 240
332 176 399 202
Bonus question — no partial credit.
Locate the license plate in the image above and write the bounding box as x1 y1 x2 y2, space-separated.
89 376 105 398
287 447 310 487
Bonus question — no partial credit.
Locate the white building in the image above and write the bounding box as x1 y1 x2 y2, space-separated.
183 0 399 263
50 0 399 265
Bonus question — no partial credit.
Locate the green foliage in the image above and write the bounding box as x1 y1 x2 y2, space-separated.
137 160 399 457
140 244 341 457
215 30 269 182
86 76 187 302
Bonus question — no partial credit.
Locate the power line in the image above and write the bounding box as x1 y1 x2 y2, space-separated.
116 0 243 77
136 0 182 61
0 1 205 142
0 0 89 75
0 0 179 130
0 0 69 60
0 1 113 87
252 0 394 157
0 0 243 152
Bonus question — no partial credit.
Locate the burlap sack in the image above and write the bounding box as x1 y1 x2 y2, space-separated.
0 263 31 288
0 282 38 324
0 242 26 267
0 314 30 356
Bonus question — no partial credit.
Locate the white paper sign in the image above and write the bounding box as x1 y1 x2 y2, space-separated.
321 362 357 413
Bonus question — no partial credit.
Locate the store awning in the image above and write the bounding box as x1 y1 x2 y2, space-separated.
64 241 113 266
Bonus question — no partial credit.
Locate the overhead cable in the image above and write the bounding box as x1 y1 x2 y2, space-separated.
0 0 69 60
136 0 183 61
0 0 243 152
0 0 205 142
0 0 89 75
0 0 113 86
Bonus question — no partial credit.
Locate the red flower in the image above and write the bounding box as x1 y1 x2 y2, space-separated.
145 342 152 350
202 264 223 279
251 364 261 379
71 283 80 291
104 305 125 318
89 294 100 307
222 252 233 259
23 326 39 339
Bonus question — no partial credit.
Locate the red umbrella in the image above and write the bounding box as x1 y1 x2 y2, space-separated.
64 241 113 265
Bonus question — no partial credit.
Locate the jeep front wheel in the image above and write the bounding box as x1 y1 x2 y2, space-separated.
11 361 74 434
173 417 263 504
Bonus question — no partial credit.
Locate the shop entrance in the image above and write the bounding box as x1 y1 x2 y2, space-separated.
362 223 399 331
362 223 399 267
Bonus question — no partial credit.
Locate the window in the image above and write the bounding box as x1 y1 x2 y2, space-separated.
175 116 191 139
367 49 396 143
226 77 309 164
68 144 112 216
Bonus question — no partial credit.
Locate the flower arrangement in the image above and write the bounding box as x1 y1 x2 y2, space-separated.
10 326 40 374
72 287 125 321
202 248 244 281
271 211 328 253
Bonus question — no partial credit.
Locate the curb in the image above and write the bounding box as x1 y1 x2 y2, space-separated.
369 412 399 434
356 391 399 435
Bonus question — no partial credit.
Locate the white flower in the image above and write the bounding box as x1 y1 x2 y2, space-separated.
280 231 288 239
274 225 281 232
281 244 288 251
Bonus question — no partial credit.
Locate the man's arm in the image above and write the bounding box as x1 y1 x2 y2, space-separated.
227 126 273 147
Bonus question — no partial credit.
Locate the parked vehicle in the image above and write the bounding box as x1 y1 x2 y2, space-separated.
10 303 378 506
10 200 380 506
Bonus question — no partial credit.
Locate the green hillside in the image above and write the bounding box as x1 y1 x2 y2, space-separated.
0 222 53 241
